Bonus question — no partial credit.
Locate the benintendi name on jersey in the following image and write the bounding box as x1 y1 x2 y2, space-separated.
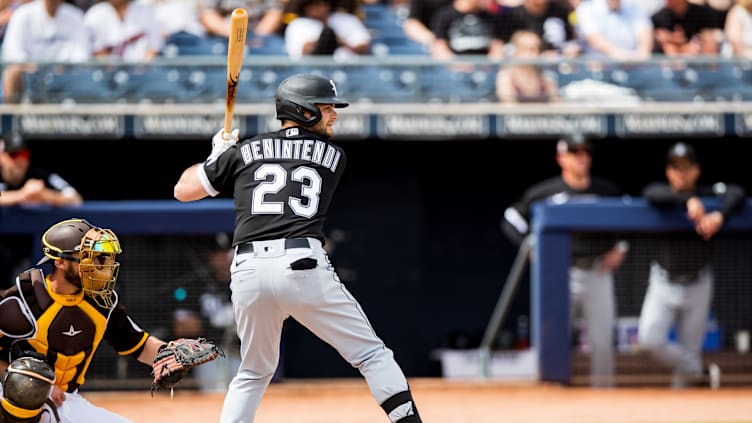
240 137 342 173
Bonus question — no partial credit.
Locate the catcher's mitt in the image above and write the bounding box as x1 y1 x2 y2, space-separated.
151 337 223 395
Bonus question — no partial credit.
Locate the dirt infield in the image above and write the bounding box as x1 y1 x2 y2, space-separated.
85 378 752 423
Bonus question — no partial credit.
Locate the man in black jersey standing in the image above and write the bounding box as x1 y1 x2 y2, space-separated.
500 133 628 388
638 142 745 389
173 73 422 423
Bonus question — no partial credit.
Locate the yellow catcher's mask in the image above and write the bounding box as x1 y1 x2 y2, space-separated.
78 227 122 309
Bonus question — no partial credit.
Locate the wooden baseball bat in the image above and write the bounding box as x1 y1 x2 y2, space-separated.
224 8 248 134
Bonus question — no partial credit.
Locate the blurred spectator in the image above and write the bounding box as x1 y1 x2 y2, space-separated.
83 0 163 61
723 0 752 57
495 29 559 101
0 131 83 288
200 0 286 37
651 0 721 56
67 0 96 11
402 0 452 47
430 0 504 59
0 0 26 45
700 0 733 28
147 0 209 40
160 233 242 392
284 0 370 59
575 0 653 60
630 0 665 17
499 0 580 57
1 0 90 103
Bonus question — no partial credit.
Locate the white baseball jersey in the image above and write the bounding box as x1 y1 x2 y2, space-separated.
83 0 163 61
284 12 370 59
1 0 90 63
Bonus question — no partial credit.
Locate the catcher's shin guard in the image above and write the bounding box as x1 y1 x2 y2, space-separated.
380 390 422 423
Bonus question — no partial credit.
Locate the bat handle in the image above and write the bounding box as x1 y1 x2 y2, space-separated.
224 115 233 134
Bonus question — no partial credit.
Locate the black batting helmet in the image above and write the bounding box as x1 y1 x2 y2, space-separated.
275 74 348 126
1 356 55 419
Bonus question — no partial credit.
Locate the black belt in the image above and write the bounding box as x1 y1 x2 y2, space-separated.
236 238 310 254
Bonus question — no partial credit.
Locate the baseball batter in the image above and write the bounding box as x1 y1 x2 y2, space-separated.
0 218 213 422
638 142 746 389
501 134 627 388
173 73 422 423
0 355 57 423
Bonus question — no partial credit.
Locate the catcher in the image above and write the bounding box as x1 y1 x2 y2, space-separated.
0 218 221 423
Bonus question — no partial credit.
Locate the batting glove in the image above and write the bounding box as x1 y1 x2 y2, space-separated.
207 128 239 162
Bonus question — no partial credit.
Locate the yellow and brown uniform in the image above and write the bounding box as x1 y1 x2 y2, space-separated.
0 269 149 393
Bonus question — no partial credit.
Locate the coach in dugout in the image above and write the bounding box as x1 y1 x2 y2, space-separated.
500 133 628 388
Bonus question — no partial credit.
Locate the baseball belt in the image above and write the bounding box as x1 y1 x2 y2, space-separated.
236 238 310 254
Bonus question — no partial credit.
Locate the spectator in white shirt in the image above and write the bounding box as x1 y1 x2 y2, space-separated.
84 0 163 61
147 0 208 40
575 0 653 60
1 0 90 103
724 0 752 57
284 0 370 60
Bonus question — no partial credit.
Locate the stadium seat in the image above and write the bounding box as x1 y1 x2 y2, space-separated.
184 67 227 102
362 2 416 54
163 32 226 56
637 86 702 102
608 64 671 90
362 3 404 35
553 64 599 88
420 65 495 103
183 67 261 103
372 37 428 56
113 67 196 103
675 64 752 101
247 34 286 56
37 67 118 103
339 66 419 102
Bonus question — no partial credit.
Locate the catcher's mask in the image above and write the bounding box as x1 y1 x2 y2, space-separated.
275 73 348 126
78 227 122 309
1 356 55 420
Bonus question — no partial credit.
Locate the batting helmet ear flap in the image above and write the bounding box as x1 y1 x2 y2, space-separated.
275 97 320 126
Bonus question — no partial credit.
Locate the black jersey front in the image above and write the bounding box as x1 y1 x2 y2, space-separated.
201 126 346 246
501 175 623 261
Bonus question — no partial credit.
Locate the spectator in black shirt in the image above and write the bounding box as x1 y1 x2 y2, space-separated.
651 0 721 55
499 0 580 56
430 0 504 58
403 0 453 47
